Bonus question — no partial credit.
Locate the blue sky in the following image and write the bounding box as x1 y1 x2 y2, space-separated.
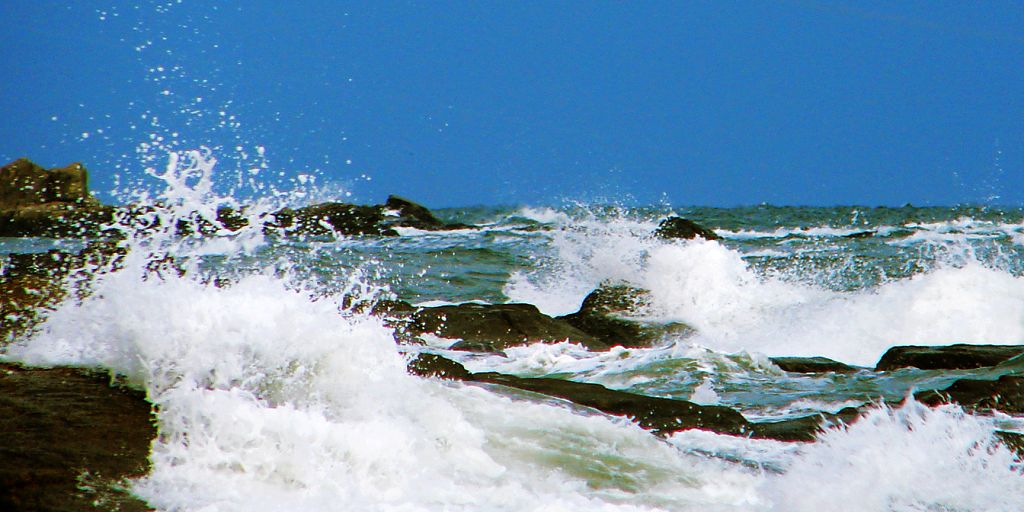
2 1 1022 207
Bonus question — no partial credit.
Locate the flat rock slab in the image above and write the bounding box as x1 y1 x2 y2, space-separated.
407 353 841 441
875 344 1024 371
770 356 859 374
0 363 155 511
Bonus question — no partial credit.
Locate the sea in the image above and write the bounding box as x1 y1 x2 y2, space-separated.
3 150 1024 511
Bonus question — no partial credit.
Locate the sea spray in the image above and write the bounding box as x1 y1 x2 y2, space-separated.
3 153 772 511
764 400 1024 511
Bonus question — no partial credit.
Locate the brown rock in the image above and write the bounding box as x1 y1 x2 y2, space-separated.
0 363 155 511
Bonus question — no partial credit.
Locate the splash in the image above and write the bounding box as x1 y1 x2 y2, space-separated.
765 400 1024 511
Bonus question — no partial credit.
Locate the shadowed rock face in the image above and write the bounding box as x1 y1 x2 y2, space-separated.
653 217 719 241
875 344 1024 371
0 363 155 512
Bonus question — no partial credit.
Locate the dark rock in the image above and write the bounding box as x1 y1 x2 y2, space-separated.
0 202 116 238
2 244 125 342
559 284 691 348
473 372 751 436
404 354 862 442
409 303 605 352
654 216 719 241
215 206 249 231
916 374 1024 414
843 230 876 239
406 353 473 380
267 196 470 237
382 195 445 230
0 363 155 511
770 356 859 374
748 406 862 441
875 344 1024 371
270 202 396 237
996 430 1024 458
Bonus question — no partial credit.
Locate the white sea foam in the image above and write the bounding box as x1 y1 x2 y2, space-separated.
6 253 770 511
506 208 1024 366
764 400 1024 511
644 240 1024 365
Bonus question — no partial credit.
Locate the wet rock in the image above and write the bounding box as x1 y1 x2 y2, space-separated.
875 344 1024 371
409 303 605 352
748 406 862 441
0 363 155 512
473 372 750 436
0 159 115 237
382 195 458 230
654 216 719 241
559 284 691 348
1 244 125 342
996 431 1024 458
916 374 1024 414
270 202 396 236
770 356 859 374
405 354 750 436
405 354 865 441
843 230 876 239
406 353 473 380
268 196 470 237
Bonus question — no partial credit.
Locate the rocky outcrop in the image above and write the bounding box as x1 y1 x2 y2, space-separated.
916 374 1024 414
406 353 847 441
770 356 859 374
268 195 469 237
0 159 465 239
559 284 691 348
0 363 155 511
654 216 719 241
408 303 606 352
389 286 692 353
0 159 115 237
875 344 1024 371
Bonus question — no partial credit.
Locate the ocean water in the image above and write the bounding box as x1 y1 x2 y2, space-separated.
3 151 1024 511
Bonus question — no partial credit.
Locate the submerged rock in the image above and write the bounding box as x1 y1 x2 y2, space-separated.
770 356 859 374
0 159 115 237
653 216 719 241
917 374 1024 414
0 363 155 512
559 284 691 348
409 303 605 352
875 344 1024 371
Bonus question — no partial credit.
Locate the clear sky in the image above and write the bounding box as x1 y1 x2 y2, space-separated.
2 1 1022 207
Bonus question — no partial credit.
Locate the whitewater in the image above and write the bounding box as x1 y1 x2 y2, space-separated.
2 150 1024 511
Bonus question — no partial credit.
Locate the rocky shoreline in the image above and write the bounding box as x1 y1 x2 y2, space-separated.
3 157 1024 508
